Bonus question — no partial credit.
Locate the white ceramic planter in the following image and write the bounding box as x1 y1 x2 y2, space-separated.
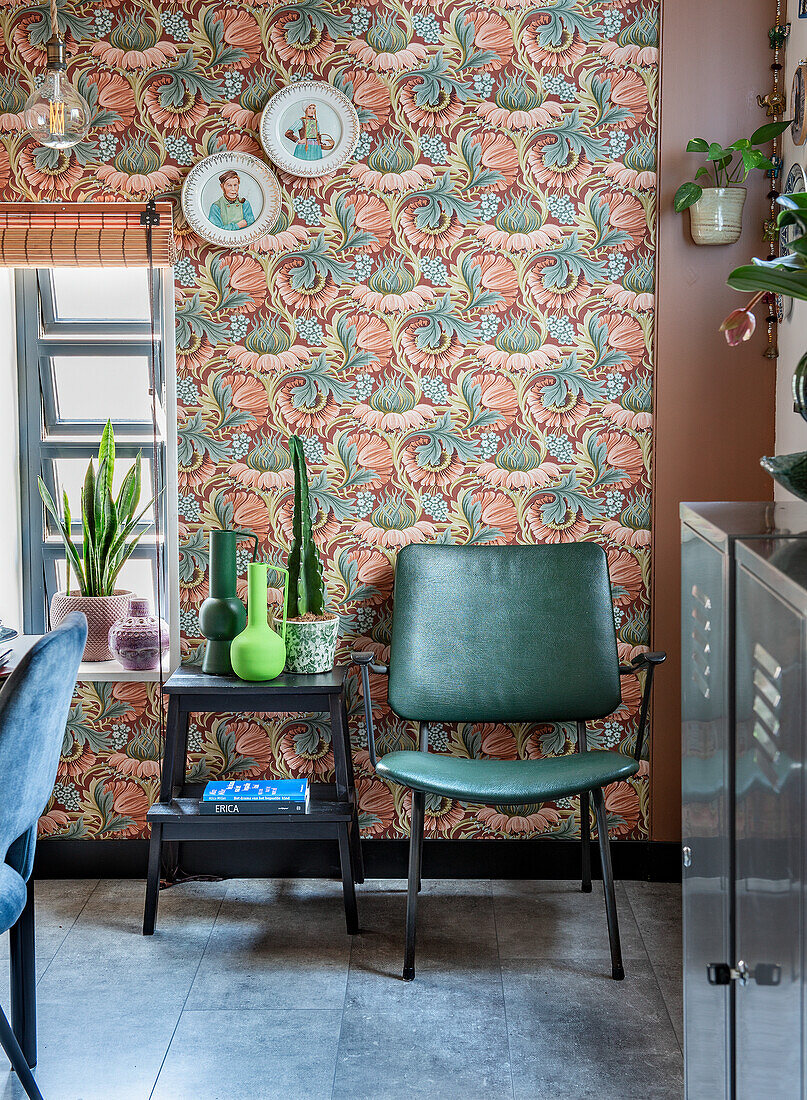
689 187 746 245
284 616 339 674
50 590 131 662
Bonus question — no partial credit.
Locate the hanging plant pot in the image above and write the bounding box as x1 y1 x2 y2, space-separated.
50 590 132 662
284 614 340 675
688 187 747 245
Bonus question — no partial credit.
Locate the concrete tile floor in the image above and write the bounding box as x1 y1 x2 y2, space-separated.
0 878 682 1100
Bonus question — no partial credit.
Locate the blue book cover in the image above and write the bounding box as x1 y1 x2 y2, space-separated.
202 779 308 803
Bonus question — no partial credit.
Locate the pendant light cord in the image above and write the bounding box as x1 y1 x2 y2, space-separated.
142 198 166 789
49 0 59 40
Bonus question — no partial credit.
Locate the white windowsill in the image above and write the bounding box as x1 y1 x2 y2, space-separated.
2 635 177 684
77 655 177 683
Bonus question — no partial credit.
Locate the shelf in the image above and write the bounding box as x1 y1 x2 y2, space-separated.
148 785 355 842
78 655 176 683
0 637 178 683
149 780 353 823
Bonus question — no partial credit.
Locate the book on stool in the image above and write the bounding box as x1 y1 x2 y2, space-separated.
200 778 310 815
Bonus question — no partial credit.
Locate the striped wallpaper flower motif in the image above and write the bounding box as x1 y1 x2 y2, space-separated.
0 0 658 842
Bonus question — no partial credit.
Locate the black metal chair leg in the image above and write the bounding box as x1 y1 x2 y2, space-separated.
416 723 429 894
592 786 624 980
143 822 162 935
337 822 359 935
9 878 36 1067
403 789 425 981
0 1006 43 1100
580 791 592 893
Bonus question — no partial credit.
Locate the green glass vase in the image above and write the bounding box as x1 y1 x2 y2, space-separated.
199 529 257 675
230 562 289 681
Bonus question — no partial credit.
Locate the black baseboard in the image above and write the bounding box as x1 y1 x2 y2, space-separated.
34 838 681 882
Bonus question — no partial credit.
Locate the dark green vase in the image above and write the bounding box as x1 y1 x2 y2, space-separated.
199 529 257 675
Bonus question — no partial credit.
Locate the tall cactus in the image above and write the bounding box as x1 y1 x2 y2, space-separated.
287 435 326 617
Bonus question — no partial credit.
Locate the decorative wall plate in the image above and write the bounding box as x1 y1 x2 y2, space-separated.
260 82 360 179
778 162 807 322
792 62 807 146
181 152 281 248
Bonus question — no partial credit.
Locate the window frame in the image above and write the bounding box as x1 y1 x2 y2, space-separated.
14 267 180 679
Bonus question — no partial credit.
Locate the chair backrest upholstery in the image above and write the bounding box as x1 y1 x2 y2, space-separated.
0 614 87 876
387 544 621 723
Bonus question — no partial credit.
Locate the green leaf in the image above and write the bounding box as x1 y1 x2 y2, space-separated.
750 120 792 145
727 260 807 301
97 419 114 496
114 458 139 527
81 461 97 595
728 138 752 151
674 182 703 212
686 138 710 152
695 167 711 180
39 478 86 594
97 489 118 594
707 142 729 161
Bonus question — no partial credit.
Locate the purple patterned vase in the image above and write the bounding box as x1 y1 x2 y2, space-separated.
108 597 169 671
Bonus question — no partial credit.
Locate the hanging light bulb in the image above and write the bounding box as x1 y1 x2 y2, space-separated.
24 33 90 150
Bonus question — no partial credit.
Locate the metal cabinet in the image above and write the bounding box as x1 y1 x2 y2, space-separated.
681 504 807 1100
734 542 805 1099
681 519 731 1099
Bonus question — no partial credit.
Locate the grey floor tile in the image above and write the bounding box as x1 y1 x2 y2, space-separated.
186 879 352 1010
334 1005 513 1100
624 881 683 962
655 963 684 1049
493 879 647 961
347 933 504 1016
35 878 226 1008
502 957 683 1100
151 1009 343 1100
0 879 98 986
0 1000 182 1100
357 879 497 950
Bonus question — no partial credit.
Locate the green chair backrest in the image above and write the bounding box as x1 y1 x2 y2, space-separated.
387 543 622 723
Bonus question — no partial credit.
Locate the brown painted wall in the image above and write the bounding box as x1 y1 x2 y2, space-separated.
651 0 777 841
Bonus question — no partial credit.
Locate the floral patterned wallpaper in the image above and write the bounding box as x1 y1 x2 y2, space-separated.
0 0 658 842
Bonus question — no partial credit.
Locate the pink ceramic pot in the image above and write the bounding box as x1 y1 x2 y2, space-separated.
50 590 131 662
109 597 169 671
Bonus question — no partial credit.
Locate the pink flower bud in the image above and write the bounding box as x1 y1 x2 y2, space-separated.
720 308 756 346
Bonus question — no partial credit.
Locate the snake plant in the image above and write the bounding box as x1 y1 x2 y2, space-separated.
37 419 154 597
287 435 326 617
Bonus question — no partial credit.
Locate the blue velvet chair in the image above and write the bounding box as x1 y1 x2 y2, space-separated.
0 613 86 1100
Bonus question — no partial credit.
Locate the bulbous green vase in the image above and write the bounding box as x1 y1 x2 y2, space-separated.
230 563 289 681
199 529 257 675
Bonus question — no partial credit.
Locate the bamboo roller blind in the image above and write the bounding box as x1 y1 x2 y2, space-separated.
0 203 176 268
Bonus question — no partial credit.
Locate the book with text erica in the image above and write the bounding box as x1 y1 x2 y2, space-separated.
199 779 309 815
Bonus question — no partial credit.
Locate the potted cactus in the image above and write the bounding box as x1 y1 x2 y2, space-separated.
283 435 339 674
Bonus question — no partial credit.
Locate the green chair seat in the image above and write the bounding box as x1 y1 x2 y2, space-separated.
375 749 640 806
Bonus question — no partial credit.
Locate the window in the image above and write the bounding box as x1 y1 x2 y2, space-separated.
15 267 178 669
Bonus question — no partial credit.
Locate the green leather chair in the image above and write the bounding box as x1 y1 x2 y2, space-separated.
353 543 664 982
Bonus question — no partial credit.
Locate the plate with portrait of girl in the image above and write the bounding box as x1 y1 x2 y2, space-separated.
181 152 282 247
260 82 360 178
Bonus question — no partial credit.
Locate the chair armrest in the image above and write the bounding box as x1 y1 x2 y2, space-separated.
351 651 389 676
618 651 666 760
619 651 666 675
351 651 388 768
